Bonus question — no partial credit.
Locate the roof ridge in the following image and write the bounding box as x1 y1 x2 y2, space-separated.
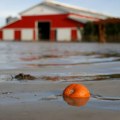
19 0 112 19
43 0 111 17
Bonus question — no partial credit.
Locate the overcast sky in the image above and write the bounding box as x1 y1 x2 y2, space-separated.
0 0 120 27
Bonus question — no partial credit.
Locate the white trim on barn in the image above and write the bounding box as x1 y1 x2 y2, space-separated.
3 29 14 40
56 28 71 41
68 14 99 23
21 29 34 41
77 29 82 41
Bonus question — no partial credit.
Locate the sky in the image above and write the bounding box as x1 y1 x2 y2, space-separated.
0 0 120 27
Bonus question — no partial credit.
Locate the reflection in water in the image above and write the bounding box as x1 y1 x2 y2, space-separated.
21 56 40 61
21 55 61 61
63 96 90 107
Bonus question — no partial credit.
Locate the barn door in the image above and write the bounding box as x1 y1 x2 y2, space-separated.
38 22 50 41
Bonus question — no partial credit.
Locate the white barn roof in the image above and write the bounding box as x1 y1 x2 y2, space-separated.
19 0 112 20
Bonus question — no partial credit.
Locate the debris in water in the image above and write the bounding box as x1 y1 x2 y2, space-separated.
15 73 36 80
1 92 12 95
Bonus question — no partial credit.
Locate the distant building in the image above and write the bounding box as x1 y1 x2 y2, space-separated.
6 16 18 24
0 0 111 42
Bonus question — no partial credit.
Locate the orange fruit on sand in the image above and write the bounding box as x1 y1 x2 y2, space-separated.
63 83 90 98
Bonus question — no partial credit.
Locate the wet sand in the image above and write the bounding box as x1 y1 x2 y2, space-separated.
0 42 120 120
0 79 120 120
0 102 120 120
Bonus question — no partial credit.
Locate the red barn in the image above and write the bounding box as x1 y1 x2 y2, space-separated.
0 0 110 42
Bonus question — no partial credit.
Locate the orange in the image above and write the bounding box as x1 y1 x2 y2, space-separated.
63 83 90 98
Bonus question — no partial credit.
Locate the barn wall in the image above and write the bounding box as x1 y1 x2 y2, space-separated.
50 29 56 41
21 29 34 41
0 31 2 40
1 14 84 41
71 29 77 42
15 30 21 41
3 14 83 29
77 29 82 41
56 28 71 41
3 29 14 40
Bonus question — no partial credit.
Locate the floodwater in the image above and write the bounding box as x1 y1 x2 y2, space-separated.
0 42 120 120
0 42 119 75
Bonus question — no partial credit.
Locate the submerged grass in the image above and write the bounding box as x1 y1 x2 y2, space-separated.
40 73 120 82
1 73 120 81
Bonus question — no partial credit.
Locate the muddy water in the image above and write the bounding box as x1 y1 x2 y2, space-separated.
0 42 120 119
0 42 119 75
